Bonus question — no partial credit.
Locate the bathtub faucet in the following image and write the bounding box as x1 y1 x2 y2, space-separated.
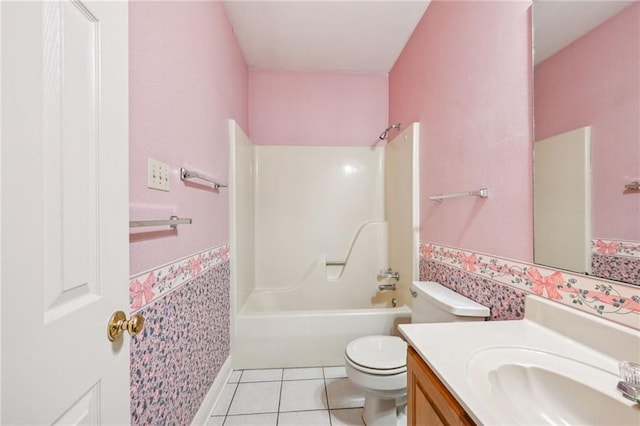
379 268 400 281
378 283 397 291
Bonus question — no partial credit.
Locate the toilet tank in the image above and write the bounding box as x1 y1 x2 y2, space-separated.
411 281 490 323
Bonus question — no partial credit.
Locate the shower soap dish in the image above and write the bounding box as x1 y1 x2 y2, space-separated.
617 361 640 403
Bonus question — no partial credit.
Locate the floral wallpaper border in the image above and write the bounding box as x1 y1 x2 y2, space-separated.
420 258 527 321
129 243 229 312
419 242 640 330
592 238 640 259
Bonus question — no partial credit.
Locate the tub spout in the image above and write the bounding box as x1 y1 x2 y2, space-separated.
378 283 397 291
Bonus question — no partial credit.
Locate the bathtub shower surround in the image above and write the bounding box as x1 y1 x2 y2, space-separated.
233 144 395 369
129 244 230 426
420 242 640 330
230 121 419 369
252 145 386 293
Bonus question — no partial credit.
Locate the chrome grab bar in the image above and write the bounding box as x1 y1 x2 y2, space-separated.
429 188 489 202
129 215 192 229
180 167 228 189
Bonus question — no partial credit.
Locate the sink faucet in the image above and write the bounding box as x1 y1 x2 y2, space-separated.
617 361 640 402
617 381 640 402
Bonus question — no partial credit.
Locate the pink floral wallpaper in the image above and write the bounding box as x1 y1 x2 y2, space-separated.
249 69 388 146
420 242 640 330
591 239 640 286
129 244 230 425
390 1 533 262
129 1 246 275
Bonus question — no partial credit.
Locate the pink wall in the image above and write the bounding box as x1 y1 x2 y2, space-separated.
129 1 248 275
534 3 640 241
249 69 388 146
389 1 534 261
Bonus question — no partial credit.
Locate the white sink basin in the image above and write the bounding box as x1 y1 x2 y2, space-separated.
466 347 640 425
400 295 640 425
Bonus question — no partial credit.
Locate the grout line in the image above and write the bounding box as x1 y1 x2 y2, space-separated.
275 368 284 425
282 377 328 382
235 369 244 383
323 367 333 426
276 408 333 414
223 377 241 419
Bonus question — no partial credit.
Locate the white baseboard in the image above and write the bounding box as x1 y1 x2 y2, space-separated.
191 356 232 425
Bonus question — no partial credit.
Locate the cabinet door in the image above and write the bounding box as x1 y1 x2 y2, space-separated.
407 347 475 426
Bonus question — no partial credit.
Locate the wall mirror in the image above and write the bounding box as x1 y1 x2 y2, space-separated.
533 0 639 286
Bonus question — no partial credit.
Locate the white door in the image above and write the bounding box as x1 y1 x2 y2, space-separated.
1 1 130 424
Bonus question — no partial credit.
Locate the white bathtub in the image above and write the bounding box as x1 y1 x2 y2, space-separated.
229 136 416 369
232 298 412 369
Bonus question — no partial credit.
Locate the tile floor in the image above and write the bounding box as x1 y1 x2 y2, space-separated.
207 366 366 426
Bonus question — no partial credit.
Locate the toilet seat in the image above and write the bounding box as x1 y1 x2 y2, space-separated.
345 335 407 376
345 356 407 376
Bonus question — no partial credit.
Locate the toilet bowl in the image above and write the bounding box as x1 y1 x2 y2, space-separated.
345 335 407 426
344 281 490 426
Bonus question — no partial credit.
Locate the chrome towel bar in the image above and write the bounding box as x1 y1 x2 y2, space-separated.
180 167 228 189
129 215 192 229
429 188 489 202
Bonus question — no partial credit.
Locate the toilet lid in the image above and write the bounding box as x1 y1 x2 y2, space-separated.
345 335 407 371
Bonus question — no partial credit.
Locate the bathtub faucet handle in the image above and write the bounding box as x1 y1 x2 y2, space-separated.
379 268 400 281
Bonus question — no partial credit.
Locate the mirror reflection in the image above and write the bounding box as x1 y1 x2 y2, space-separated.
533 1 640 286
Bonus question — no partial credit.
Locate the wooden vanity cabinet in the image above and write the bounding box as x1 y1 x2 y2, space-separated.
406 346 476 426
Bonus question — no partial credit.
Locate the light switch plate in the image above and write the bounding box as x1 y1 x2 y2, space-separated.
147 158 170 191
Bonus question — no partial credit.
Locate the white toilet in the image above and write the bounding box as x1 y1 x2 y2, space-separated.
344 281 490 426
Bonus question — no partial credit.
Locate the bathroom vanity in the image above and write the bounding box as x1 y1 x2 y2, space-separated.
400 295 640 425
407 346 474 425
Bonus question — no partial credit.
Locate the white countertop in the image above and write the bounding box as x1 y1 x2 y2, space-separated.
399 296 640 425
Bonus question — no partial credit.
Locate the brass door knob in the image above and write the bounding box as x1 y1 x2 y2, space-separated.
107 310 145 342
